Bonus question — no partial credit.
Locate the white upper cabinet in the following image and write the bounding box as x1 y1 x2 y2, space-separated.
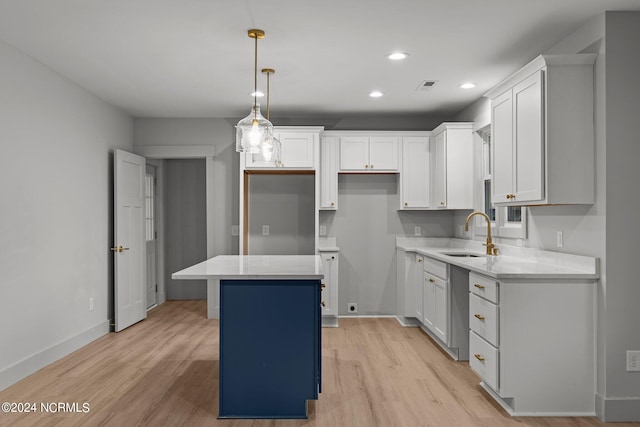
320 136 338 210
486 54 596 206
430 123 474 209
245 127 322 169
339 136 398 171
400 136 430 209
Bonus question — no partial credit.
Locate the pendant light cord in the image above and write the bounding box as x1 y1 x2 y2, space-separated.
253 34 258 120
266 71 271 120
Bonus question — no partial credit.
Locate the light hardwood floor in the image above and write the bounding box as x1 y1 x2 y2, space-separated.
0 301 637 427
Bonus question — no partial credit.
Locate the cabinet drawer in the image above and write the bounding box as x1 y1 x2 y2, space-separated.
469 293 499 346
470 331 499 392
423 257 447 280
469 272 498 303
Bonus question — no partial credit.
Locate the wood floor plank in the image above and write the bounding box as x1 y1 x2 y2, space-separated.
0 301 638 427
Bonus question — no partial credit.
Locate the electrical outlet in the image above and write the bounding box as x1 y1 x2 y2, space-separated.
556 231 564 248
319 225 327 236
516 239 523 247
347 303 358 313
89 297 94 312
414 226 421 236
262 225 270 236
627 350 640 371
457 225 463 237
231 225 239 236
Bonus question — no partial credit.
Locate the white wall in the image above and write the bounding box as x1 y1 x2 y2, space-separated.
455 12 640 421
134 118 240 257
0 39 133 389
602 11 640 416
248 174 316 255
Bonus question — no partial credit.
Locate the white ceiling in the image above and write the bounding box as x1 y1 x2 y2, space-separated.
1 0 639 119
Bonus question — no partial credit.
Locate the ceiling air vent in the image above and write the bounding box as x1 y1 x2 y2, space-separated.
416 80 437 91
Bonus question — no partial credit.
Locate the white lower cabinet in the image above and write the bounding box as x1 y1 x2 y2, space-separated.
423 258 448 337
468 271 596 415
405 255 469 361
395 250 424 325
320 252 339 325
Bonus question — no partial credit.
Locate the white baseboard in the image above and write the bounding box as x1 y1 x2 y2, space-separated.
322 316 339 327
395 316 420 327
0 320 109 391
595 393 640 422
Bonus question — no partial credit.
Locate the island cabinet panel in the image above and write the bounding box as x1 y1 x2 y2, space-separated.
219 279 321 419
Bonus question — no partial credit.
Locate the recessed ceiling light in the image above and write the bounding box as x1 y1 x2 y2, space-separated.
369 91 383 98
459 83 476 89
251 91 264 97
387 52 409 60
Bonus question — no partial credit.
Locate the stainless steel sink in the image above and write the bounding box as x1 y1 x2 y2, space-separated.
439 252 484 258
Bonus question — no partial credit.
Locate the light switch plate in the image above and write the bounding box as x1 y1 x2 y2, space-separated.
414 226 421 236
556 231 563 248
319 225 327 236
262 225 270 236
231 225 239 236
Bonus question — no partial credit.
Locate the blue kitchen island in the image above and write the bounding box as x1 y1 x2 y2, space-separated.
172 255 323 419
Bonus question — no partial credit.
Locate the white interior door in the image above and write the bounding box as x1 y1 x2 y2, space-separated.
114 149 147 332
145 164 157 309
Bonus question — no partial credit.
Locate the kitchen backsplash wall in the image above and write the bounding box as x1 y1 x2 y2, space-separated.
319 174 454 316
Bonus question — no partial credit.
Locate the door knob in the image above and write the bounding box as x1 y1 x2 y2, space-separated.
110 245 129 253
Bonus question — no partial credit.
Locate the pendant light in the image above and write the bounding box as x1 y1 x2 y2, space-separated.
235 29 273 153
259 68 282 166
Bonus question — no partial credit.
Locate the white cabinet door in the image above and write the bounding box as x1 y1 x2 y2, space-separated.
339 136 398 171
432 131 447 208
491 90 514 203
245 131 315 169
340 136 369 170
320 137 338 209
423 273 436 331
401 137 430 209
369 137 398 171
279 132 315 168
433 276 448 342
321 252 338 316
513 71 544 203
487 55 595 207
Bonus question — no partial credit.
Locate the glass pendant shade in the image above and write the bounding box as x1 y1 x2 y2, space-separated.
235 104 273 153
257 130 282 166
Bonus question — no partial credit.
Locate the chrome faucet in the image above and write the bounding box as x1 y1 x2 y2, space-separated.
465 211 498 256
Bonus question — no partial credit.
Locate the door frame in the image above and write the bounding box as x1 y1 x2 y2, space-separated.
133 145 216 314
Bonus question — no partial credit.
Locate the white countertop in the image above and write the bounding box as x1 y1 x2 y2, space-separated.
171 255 324 280
397 237 599 280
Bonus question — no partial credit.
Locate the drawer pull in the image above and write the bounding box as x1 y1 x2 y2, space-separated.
474 284 485 289
474 314 485 321
417 259 422 262
474 354 485 361
428 278 435 283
